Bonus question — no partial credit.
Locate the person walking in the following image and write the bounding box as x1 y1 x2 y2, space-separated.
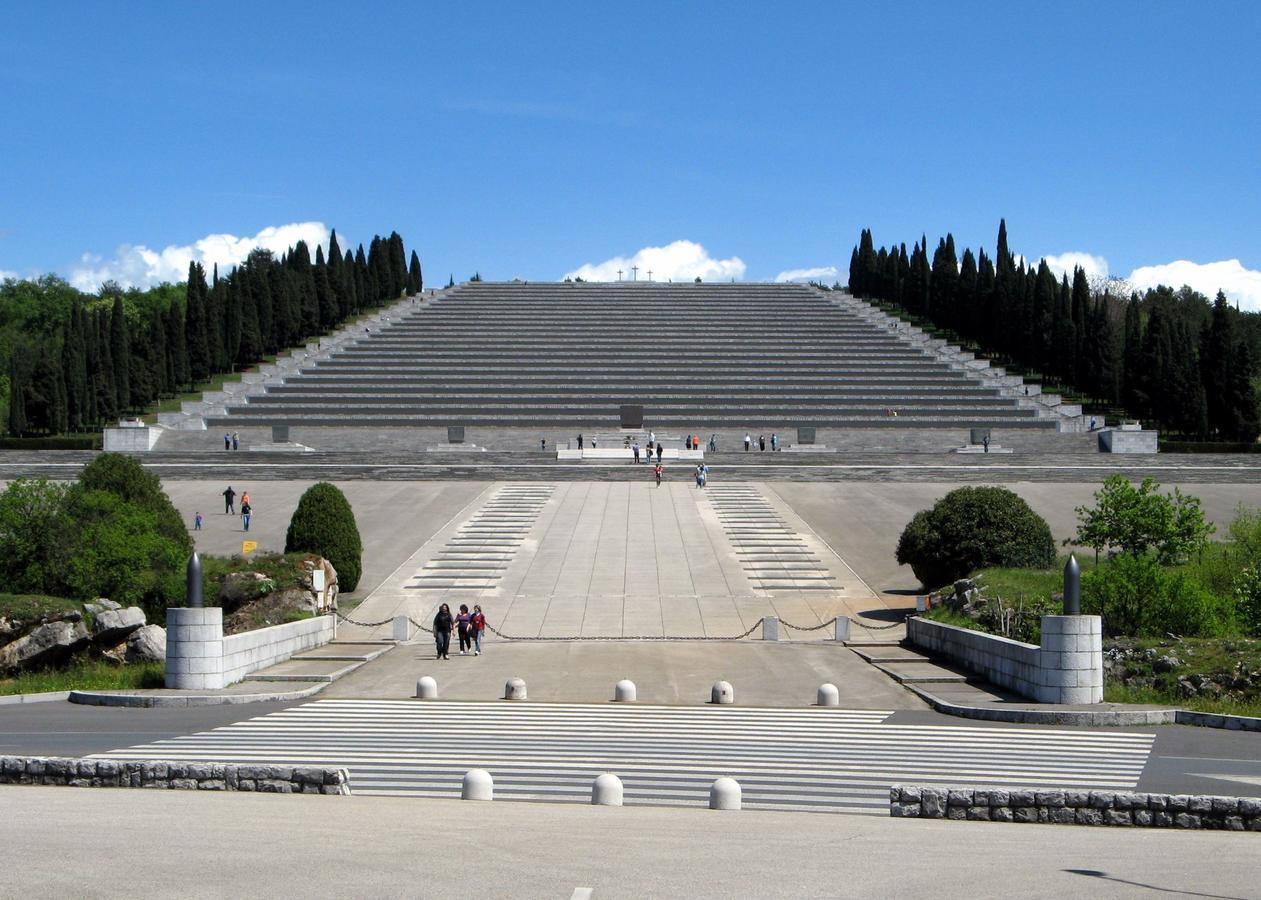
433 603 453 660
241 499 252 532
771 433 779 452
577 433 584 450
223 433 231 451
632 442 640 465
471 605 486 655
744 433 751 452
708 434 717 452
232 432 240 451
649 430 656 447
222 485 236 515
541 437 547 451
759 434 766 451
241 490 250 507
194 511 202 531
655 442 663 462
456 604 474 655
654 462 663 487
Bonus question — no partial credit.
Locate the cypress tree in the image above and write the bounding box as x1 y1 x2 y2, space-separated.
387 232 407 297
1204 291 1235 437
1071 266 1090 383
1228 338 1261 442
61 307 88 431
314 245 337 330
408 250 423 294
110 295 130 412
7 353 26 436
1122 295 1144 413
930 235 958 330
957 248 978 342
94 311 117 424
847 246 860 294
185 261 210 383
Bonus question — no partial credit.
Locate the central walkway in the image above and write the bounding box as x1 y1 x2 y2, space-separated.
343 481 895 641
94 699 1156 815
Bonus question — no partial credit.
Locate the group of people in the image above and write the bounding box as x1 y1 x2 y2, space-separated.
222 432 241 450
743 433 780 451
431 603 487 659
220 485 254 531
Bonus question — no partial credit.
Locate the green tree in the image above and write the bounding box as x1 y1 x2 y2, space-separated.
77 452 192 556
0 477 72 592
285 482 363 591
1070 475 1214 563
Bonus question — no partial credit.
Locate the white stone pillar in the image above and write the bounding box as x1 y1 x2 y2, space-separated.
165 607 224 690
761 616 779 641
393 616 412 642
834 617 852 642
1038 615 1103 704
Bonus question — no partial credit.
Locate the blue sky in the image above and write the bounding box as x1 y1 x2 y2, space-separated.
2 1 1260 304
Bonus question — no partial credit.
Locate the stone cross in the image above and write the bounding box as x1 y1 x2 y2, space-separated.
647 270 653 281
616 269 623 281
630 265 638 281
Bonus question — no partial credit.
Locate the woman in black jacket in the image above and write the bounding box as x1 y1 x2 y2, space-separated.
433 603 454 660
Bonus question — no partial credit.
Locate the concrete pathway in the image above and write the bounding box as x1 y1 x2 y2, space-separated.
338 481 900 642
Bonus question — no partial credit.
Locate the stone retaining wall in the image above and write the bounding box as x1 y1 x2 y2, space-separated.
890 785 1261 830
0 755 350 794
222 615 334 686
907 615 1103 703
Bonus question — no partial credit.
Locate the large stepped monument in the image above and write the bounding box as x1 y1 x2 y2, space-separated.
202 281 1081 432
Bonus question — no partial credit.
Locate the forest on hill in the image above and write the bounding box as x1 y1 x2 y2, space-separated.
847 221 1261 442
1 231 422 436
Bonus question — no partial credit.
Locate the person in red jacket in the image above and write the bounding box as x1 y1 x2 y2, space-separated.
471 605 487 656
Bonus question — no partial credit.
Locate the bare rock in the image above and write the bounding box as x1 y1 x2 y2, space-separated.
91 607 146 643
0 621 91 673
126 625 166 663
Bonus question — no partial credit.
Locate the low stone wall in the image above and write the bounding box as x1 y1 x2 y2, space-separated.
0 755 350 794
907 615 1103 704
222 615 334 686
890 786 1261 830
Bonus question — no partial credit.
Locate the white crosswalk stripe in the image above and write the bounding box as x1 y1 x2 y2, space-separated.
95 700 1155 815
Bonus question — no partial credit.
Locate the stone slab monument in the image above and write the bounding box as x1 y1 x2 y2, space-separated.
620 405 644 429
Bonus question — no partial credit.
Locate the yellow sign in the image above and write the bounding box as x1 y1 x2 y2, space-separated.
242 540 258 555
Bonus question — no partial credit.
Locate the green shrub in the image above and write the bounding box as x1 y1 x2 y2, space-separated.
77 453 192 555
1233 566 1261 637
1083 553 1232 637
284 483 362 591
895 487 1055 589
1070 475 1213 564
0 478 73 593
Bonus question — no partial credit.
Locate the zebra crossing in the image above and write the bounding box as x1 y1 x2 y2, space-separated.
94 699 1155 815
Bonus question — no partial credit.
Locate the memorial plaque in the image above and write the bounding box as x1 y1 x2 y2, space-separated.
271 424 289 443
970 427 991 445
448 425 465 443
797 426 816 445
620 405 644 429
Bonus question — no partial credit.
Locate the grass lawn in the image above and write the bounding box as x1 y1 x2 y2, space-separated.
0 658 164 696
0 594 85 622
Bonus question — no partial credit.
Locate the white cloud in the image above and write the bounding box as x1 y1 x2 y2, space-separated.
1041 252 1109 281
1128 259 1261 311
69 221 332 291
0 270 18 282
563 240 745 283
775 265 840 283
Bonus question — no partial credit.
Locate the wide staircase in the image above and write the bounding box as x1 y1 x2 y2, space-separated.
206 281 1067 429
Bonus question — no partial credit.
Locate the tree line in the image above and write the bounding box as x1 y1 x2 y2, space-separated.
5 231 422 435
847 221 1260 442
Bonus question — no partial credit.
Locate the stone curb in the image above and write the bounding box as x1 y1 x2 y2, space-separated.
0 755 351 794
907 684 1261 730
0 691 71 706
890 785 1261 831
68 681 327 708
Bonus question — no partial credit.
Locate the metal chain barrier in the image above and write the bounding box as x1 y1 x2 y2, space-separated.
850 617 905 631
778 617 839 633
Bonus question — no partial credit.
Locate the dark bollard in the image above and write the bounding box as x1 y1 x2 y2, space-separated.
1063 553 1080 615
187 552 203 608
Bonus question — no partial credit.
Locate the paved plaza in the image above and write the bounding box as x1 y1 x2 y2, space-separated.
338 481 896 641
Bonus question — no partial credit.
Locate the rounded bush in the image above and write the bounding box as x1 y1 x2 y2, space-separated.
895 486 1054 589
77 452 192 555
284 482 363 591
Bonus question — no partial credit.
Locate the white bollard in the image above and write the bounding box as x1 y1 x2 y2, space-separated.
591 773 624 806
393 616 412 642
709 777 742 810
461 769 493 801
504 677 527 700
710 680 734 705
415 676 438 700
614 679 637 702
761 616 779 641
834 617 852 642
817 683 840 707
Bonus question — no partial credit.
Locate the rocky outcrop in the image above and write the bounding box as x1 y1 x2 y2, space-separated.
90 607 146 644
0 620 91 673
126 625 166 663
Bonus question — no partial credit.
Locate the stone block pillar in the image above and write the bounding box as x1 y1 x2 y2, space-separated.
1037 615 1103 704
165 607 225 690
